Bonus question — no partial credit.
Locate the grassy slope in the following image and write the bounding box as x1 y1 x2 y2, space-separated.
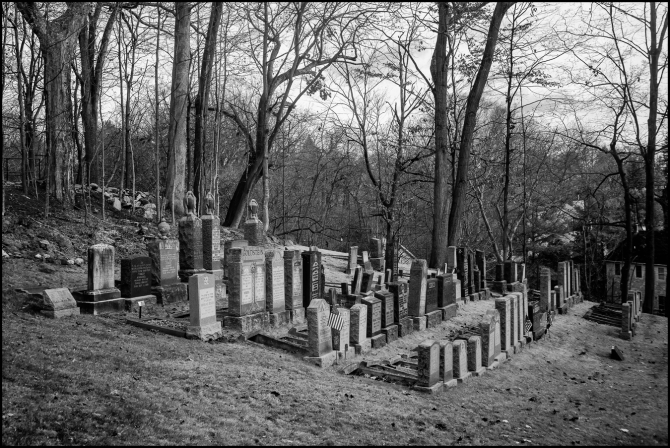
2 292 667 446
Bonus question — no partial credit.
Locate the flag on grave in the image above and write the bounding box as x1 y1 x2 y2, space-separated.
524 316 533 334
328 312 345 333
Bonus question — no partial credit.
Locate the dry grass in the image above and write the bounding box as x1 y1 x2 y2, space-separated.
2 287 667 446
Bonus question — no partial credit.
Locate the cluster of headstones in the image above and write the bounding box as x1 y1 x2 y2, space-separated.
621 290 642 340
411 299 522 393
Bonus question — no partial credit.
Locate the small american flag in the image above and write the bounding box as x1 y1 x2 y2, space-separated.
524 317 533 334
328 312 345 332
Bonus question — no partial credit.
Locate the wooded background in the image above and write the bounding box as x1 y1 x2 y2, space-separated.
1 2 667 310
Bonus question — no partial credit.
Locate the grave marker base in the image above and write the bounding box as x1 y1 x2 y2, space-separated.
440 304 458 321
75 287 121 302
268 310 291 327
512 342 521 354
491 281 507 294
469 293 480 302
75 296 125 315
456 372 471 383
397 317 413 337
381 325 398 344
41 307 80 319
303 351 338 368
443 378 458 388
354 339 371 355
411 382 443 394
370 333 387 349
186 321 222 341
620 330 632 340
494 352 507 364
411 316 427 332
425 310 443 328
223 311 269 334
289 307 306 324
506 282 524 293
472 367 486 377
559 304 568 314
124 294 157 312
152 283 188 305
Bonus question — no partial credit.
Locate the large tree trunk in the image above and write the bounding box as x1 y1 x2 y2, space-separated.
165 1 190 217
446 2 514 246
194 2 223 211
17 3 88 203
429 2 450 269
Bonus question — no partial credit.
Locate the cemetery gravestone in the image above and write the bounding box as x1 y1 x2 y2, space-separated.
389 282 412 338
475 249 486 289
147 238 187 305
186 273 222 341
284 250 303 312
346 246 358 275
266 249 290 326
408 259 427 317
413 340 441 393
74 244 123 314
447 246 457 272
307 299 333 357
302 250 322 308
349 304 371 354
509 294 520 352
224 246 269 333
540 268 551 313
201 201 222 271
453 339 471 383
425 277 438 314
467 336 485 376
479 313 496 368
39 288 80 318
333 307 351 356
437 273 459 320
362 251 373 272
467 252 475 295
120 256 152 298
456 248 466 297
360 295 383 348
223 239 248 279
439 340 457 387
620 302 632 340
178 196 205 279
485 309 502 358
495 297 512 356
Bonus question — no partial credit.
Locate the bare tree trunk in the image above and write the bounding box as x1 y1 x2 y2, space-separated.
165 1 190 217
446 2 514 246
429 2 450 269
194 2 223 211
155 7 161 222
13 13 28 194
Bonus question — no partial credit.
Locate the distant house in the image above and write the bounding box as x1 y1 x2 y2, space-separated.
604 230 667 314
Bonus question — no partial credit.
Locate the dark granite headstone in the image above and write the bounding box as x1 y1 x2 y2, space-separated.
374 290 394 328
301 250 322 308
389 282 408 323
283 250 302 310
228 246 266 317
425 277 438 314
147 239 180 286
361 295 382 337
201 214 221 271
120 256 152 298
178 214 204 278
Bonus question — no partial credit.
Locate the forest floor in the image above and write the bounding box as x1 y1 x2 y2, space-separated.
2 185 669 445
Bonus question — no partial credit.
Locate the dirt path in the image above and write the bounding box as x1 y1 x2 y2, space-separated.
2 294 667 445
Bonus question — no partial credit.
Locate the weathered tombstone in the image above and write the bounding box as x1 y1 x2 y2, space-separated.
540 268 551 313
201 192 222 271
301 249 322 308
369 238 382 258
495 296 512 356
438 340 457 387
283 249 304 324
223 239 248 279
224 246 269 333
360 295 384 348
178 192 205 279
244 199 265 246
332 307 351 357
346 246 358 275
186 273 222 341
486 309 502 358
408 259 427 317
349 304 371 354
351 265 363 295
265 249 289 326
456 247 467 297
306 298 333 357
412 340 442 393
447 246 457 272
147 238 187 305
437 273 459 321
473 270 481 293
362 250 373 272
558 261 566 298
38 288 80 318
620 301 632 340
479 313 496 368
73 244 123 314
120 256 152 298
467 336 485 376
528 300 545 340
424 277 442 328
389 282 412 338
452 339 471 383
374 289 395 329
475 249 486 289
467 252 476 295
361 271 375 293
509 294 520 352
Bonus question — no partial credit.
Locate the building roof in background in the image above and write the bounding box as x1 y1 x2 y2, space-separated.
605 230 668 265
